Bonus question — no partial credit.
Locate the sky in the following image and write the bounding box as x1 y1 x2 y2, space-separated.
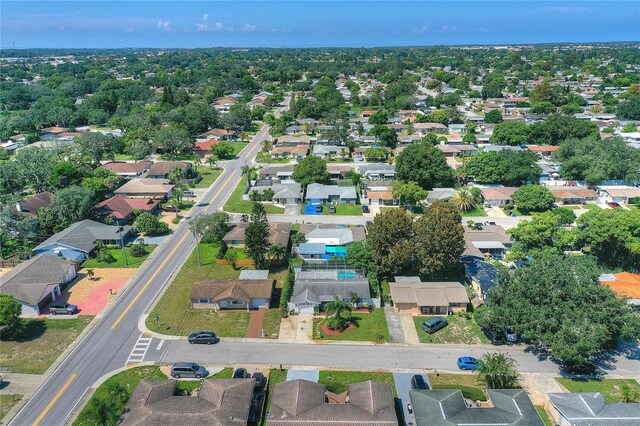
1 1 639 49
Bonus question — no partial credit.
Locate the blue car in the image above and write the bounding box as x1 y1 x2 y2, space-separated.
457 356 480 370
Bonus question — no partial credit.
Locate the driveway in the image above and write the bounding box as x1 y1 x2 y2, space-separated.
394 372 431 426
296 313 314 343
284 204 300 215
399 314 420 345
385 307 406 343
286 369 319 382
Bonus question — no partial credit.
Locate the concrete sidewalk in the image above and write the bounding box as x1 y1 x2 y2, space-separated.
399 314 420 345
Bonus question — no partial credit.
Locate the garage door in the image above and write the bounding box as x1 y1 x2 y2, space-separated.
298 305 315 314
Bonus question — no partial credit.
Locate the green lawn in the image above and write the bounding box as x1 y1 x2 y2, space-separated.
536 406 553 426
315 308 389 342
81 245 156 268
145 244 251 337
414 314 488 344
255 152 291 164
461 206 488 217
319 370 397 396
262 309 282 339
503 207 533 216
428 373 486 401
564 204 601 211
1 317 93 374
225 142 249 158
323 204 363 216
193 167 223 188
114 153 135 161
557 378 640 403
263 369 288 426
223 180 285 214
226 246 252 260
626 204 638 209
0 394 23 421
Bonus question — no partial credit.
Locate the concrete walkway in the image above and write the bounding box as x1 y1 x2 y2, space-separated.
399 314 420 345
384 306 406 343
296 313 314 343
246 309 267 338
277 316 298 342
0 373 45 396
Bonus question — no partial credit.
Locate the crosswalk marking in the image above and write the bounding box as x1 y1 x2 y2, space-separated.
125 334 153 366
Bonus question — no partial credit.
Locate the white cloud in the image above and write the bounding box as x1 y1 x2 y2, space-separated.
242 23 257 32
202 13 209 21
126 27 135 33
412 22 429 34
157 20 171 32
195 23 209 32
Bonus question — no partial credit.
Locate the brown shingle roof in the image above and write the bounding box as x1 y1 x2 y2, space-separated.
223 222 291 247
100 161 152 175
148 161 190 177
481 187 517 202
190 279 273 302
18 192 53 215
95 196 160 219
390 281 469 307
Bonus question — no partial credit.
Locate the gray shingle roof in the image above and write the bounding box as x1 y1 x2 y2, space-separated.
292 278 370 304
34 220 132 253
0 254 76 305
548 393 640 426
306 183 357 200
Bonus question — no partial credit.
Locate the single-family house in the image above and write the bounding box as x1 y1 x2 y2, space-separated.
197 128 234 141
413 122 448 134
526 145 560 158
120 379 254 425
426 188 457 204
258 165 295 181
114 178 174 199
95 196 161 225
546 392 640 426
0 254 77 316
600 272 640 311
15 192 53 218
499 97 530 108
481 187 518 206
596 185 640 204
275 135 313 147
290 268 370 313
463 224 512 260
222 222 291 249
250 182 302 205
411 389 543 426
296 224 365 260
270 144 308 160
267 380 398 426
190 279 273 310
462 259 498 303
312 145 343 159
390 278 470 315
34 219 133 261
357 164 396 180
100 161 152 179
364 184 396 206
147 161 193 179
305 184 357 205
436 143 478 158
547 186 599 205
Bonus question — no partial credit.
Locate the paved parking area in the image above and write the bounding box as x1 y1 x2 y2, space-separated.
394 372 431 426
385 306 406 343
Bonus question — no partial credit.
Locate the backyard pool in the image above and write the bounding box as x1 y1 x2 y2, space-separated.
337 271 358 279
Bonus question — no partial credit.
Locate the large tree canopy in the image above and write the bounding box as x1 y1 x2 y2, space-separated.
463 150 541 186
477 254 640 365
489 121 531 145
292 156 330 186
395 142 454 189
530 114 599 145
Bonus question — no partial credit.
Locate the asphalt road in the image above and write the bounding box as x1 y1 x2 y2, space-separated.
9 124 272 426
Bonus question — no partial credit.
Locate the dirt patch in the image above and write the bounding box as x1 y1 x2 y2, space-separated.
320 322 356 336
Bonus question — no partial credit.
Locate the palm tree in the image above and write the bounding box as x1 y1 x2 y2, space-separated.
206 156 218 169
239 131 249 142
86 268 95 281
268 244 286 262
349 291 360 308
241 165 257 187
451 189 476 212
324 296 353 330
170 192 182 218
302 123 312 135
192 156 202 173
168 166 184 185
477 352 519 389
339 148 348 160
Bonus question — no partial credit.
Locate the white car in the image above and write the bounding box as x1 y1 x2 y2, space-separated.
503 326 518 343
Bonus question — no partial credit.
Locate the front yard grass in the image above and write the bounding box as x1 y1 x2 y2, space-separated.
428 373 486 401
565 204 601 211
414 314 488 344
461 206 488 217
314 308 389 342
223 180 285 214
323 204 363 216
81 245 156 268
0 394 23 421
262 309 282 339
319 370 397 396
557 378 640 403
255 152 291 164
193 167 223 188
1 317 93 374
145 243 251 337
536 406 553 426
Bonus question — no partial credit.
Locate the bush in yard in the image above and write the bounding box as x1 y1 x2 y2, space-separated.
279 265 295 317
0 295 23 338
96 248 116 263
477 352 519 389
134 212 169 235
511 185 555 212
130 244 147 258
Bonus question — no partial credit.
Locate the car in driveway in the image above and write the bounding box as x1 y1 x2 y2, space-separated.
422 317 448 334
457 356 480 370
232 368 249 379
607 201 621 208
315 205 323 213
49 301 77 315
329 205 336 214
163 205 178 212
503 326 518 343
171 362 208 379
252 372 266 391
188 331 217 345
410 375 428 390
362 205 370 213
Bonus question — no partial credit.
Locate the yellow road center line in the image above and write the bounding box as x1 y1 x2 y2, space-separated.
32 373 77 426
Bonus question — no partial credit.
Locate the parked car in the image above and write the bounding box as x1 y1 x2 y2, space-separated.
607 201 621 208
182 190 196 198
315 205 323 213
329 205 336 213
563 362 597 376
422 317 448 334
232 368 249 379
484 329 506 345
171 362 208 379
362 205 370 213
187 331 217 345
407 403 413 415
49 301 77 315
196 202 209 207
163 205 178 212
457 356 480 370
503 326 518 343
252 372 266 391
411 375 428 390
365 221 373 228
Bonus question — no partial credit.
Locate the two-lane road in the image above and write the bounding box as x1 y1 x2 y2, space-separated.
10 124 271 426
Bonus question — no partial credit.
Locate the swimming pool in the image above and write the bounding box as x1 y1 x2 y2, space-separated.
337 271 358 279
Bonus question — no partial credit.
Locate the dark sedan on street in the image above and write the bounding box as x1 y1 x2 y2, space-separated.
188 331 217 344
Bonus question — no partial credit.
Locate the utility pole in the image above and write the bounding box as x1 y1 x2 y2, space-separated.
191 216 201 267
118 226 129 267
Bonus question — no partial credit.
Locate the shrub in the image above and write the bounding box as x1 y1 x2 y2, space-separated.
279 265 295 317
216 241 228 259
130 244 147 258
96 249 116 263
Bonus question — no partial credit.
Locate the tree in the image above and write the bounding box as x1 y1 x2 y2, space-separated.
484 109 503 124
268 244 286 261
477 353 519 389
463 151 541 186
413 201 465 277
489 121 531 145
369 125 398 148
14 148 53 193
154 126 194 158
125 138 151 161
511 185 555 212
291 232 307 246
292 156 330 186
617 96 640 120
508 211 573 257
241 165 258 188
49 162 89 189
324 296 352 330
86 268 95 280
462 133 477 143
392 181 428 211
478 254 640 365
75 132 119 164
211 142 234 159
367 208 415 275
530 101 557 115
134 212 169 235
168 166 184 185
222 103 252 130
395 142 454 189
52 186 95 224
530 114 599 145
368 110 388 125
0 295 23 337
346 240 377 275
451 189 476 212
206 156 218 169
244 202 271 268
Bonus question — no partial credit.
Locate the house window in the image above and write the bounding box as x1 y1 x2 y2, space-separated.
198 298 209 303
230 300 244 305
